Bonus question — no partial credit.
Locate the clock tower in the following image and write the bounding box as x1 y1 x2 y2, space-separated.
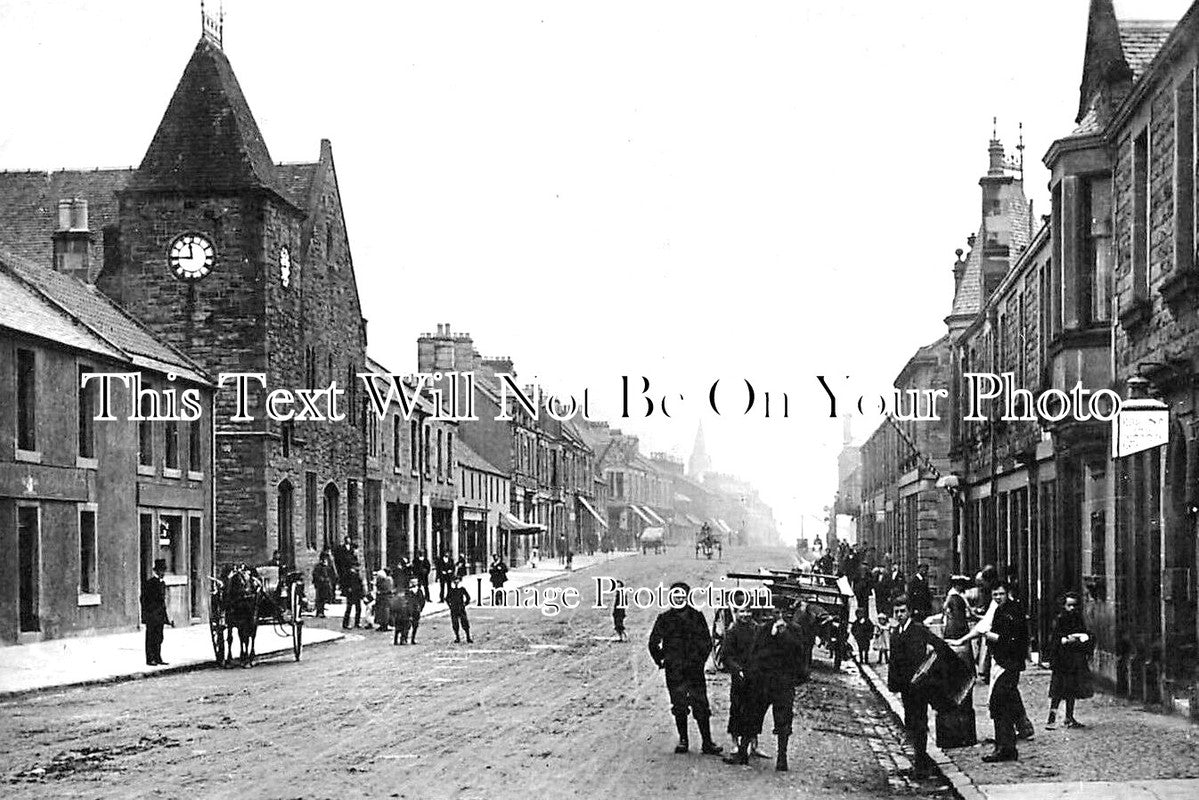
97 31 368 570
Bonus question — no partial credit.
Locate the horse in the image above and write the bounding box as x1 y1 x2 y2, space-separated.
390 583 426 645
222 564 261 668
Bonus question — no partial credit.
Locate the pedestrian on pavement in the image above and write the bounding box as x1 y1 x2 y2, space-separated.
724 603 803 771
333 537 353 597
141 558 173 666
412 551 431 601
873 613 891 664
312 552 335 618
1046 592 1092 729
612 579 628 642
342 567 366 629
445 575 473 643
374 568 395 631
647 581 723 757
874 566 893 617
887 594 939 779
720 606 765 759
489 554 509 605
853 564 873 616
851 607 874 664
394 557 413 586
906 563 933 620
454 554 469 580
435 553 454 602
951 582 1029 762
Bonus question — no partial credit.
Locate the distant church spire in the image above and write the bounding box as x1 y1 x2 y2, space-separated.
688 423 711 480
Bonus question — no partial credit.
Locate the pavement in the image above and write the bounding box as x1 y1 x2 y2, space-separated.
0 550 632 699
858 656 1199 800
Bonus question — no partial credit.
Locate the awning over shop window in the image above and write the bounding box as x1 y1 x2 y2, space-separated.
644 507 667 526
498 510 544 535
630 505 654 525
577 497 608 528
715 519 732 534
639 526 664 543
685 514 703 526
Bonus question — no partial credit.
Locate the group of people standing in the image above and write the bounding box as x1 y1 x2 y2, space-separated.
646 582 818 772
307 537 515 644
880 563 1094 775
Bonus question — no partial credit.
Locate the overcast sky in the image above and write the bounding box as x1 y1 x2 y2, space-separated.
1 1 1192 541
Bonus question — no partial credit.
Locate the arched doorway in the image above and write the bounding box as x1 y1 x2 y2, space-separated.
323 483 340 551
1164 424 1196 687
277 481 295 568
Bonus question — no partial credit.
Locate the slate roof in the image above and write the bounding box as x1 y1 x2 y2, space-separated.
1118 20 1176 80
0 169 132 270
0 245 209 384
948 183 1031 319
127 37 295 206
274 162 319 210
457 440 506 476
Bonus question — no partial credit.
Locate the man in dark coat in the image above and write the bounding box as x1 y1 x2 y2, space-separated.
435 553 454 603
887 593 941 778
412 550 432 601
648 582 723 756
141 558 172 665
488 555 509 605
445 575 473 643
906 563 933 620
725 605 804 771
874 567 893 617
982 583 1028 762
719 607 762 755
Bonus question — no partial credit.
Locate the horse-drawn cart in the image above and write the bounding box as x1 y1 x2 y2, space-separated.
695 523 722 560
210 564 304 667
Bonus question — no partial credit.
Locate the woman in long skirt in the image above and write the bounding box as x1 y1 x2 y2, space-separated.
1046 592 1093 729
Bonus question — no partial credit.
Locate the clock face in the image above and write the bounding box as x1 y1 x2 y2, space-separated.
168 233 215 281
280 246 292 287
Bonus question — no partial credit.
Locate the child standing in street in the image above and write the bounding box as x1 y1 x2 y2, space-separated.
851 607 874 664
612 579 628 642
873 613 892 664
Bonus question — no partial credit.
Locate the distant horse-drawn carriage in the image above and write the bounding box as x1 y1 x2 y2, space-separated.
695 523 722 560
210 563 304 667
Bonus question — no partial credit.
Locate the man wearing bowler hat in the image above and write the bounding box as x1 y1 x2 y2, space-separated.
141 558 173 666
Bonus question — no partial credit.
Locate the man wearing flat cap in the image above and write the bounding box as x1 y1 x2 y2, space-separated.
648 581 723 756
141 558 172 666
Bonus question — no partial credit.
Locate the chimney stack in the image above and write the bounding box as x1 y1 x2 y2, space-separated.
52 198 92 282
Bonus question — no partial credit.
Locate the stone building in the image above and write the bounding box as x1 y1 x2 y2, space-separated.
0 245 214 644
858 336 953 596
0 29 371 580
1093 0 1199 710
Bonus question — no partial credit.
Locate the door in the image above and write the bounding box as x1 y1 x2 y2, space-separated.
140 512 154 587
277 481 295 568
17 505 40 633
189 516 203 619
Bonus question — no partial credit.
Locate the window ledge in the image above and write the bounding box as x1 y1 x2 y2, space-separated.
1118 297 1151 332
77 593 102 607
1161 270 1199 309
76 456 98 470
15 449 41 464
163 467 182 479
187 470 204 481
137 464 156 477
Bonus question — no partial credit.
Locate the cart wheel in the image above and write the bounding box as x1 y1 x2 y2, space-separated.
209 594 225 665
290 584 303 661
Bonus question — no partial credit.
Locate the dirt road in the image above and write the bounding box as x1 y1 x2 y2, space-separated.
1 547 946 799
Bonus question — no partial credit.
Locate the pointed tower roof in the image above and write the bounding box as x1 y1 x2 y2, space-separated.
688 422 711 479
127 36 295 206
